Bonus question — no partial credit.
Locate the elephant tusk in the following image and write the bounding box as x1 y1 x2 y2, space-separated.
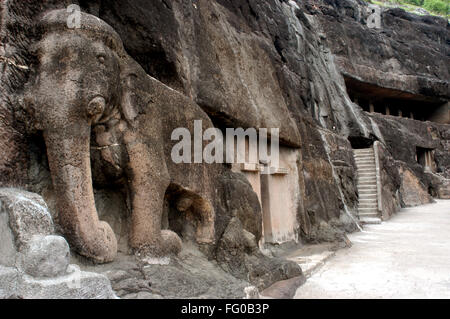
91 143 121 150
0 55 29 70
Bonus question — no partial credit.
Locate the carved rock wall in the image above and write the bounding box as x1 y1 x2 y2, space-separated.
0 0 448 298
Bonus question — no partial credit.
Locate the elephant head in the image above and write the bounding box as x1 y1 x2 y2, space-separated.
25 10 130 263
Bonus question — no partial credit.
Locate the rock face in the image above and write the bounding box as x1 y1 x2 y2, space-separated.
398 166 433 207
368 113 450 204
304 0 449 100
0 0 448 298
0 188 116 299
216 217 303 290
303 0 449 212
19 235 70 278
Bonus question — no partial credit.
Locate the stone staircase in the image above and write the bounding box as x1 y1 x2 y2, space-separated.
353 148 381 224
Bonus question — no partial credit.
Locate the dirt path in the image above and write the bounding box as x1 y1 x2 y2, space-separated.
294 200 450 299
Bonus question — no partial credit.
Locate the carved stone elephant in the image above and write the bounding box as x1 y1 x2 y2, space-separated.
25 9 220 263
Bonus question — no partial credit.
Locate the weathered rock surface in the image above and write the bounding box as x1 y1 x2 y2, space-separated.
399 166 433 207
18 265 115 299
216 217 303 290
0 211 16 267
368 113 450 203
0 266 19 298
0 188 116 299
0 188 54 248
375 142 401 220
304 0 449 100
0 0 448 299
19 235 70 278
0 0 377 258
260 275 306 299
78 246 254 299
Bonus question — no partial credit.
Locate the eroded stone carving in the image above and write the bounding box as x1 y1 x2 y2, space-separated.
0 188 116 299
24 9 219 263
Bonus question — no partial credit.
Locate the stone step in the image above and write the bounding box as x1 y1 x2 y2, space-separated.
357 176 377 180
359 195 378 200
360 217 382 225
358 174 377 178
355 156 374 160
359 214 380 218
357 181 377 186
357 168 376 172
357 167 377 172
354 155 375 159
359 198 378 203
359 204 377 208
359 192 377 196
355 160 375 164
358 197 378 203
358 207 379 212
355 154 374 157
358 179 376 183
358 184 377 188
357 180 377 185
356 160 375 164
356 164 376 169
358 198 378 203
359 204 378 209
359 212 379 217
358 199 378 203
358 203 378 211
355 163 376 167
358 188 377 192
354 148 379 213
353 148 374 153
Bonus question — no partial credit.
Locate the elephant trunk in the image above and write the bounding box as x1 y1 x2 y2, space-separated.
44 119 117 263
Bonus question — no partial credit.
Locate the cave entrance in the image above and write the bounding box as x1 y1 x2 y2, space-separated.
163 184 215 245
348 136 374 149
344 76 448 124
259 164 294 244
230 135 299 245
416 147 436 173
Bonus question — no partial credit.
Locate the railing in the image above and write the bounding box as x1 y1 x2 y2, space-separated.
373 141 383 215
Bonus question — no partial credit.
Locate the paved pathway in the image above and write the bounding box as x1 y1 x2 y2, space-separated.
294 200 450 298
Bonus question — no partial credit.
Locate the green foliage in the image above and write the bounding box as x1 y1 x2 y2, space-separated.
404 0 424 6
423 0 449 15
364 0 449 17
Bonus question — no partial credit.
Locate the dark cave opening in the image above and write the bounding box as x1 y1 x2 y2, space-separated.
344 76 449 124
416 146 436 173
163 184 215 245
348 136 375 149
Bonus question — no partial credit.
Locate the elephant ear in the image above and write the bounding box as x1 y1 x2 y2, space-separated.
120 56 149 125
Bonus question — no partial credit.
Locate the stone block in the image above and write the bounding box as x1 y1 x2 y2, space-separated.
19 235 70 278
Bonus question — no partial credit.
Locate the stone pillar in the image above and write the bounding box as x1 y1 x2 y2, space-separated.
369 102 375 113
260 147 299 244
410 112 414 119
398 109 402 117
385 106 390 115
425 150 434 172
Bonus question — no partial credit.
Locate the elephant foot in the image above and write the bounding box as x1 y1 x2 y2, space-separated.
75 221 118 263
132 230 182 258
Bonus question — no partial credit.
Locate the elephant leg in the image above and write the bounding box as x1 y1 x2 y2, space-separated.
125 132 182 256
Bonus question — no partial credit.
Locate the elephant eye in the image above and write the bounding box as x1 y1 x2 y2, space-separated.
97 54 106 64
